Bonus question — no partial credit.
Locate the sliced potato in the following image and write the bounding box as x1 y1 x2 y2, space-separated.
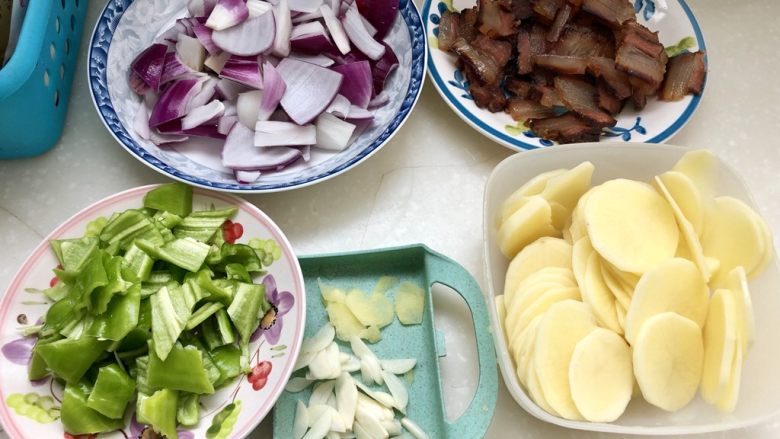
527 364 560 417
726 266 755 355
701 289 739 405
655 176 711 282
394 282 425 325
569 328 633 422
571 237 594 289
508 287 581 345
512 315 542 387
582 253 622 334
549 201 570 232
569 190 593 244
624 258 709 345
496 295 508 338
507 266 577 310
500 169 568 227
513 284 580 323
748 208 774 279
716 345 742 413
534 300 598 420
600 259 632 310
702 196 765 286
584 179 679 274
672 149 718 201
345 288 395 328
615 301 627 331
326 302 368 342
659 171 705 235
503 237 573 302
498 196 558 259
540 162 595 213
633 312 704 412
603 260 640 289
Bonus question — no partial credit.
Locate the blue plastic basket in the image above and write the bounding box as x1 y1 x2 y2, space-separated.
0 0 87 159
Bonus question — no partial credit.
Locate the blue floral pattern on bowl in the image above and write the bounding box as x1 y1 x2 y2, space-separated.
423 0 707 151
88 0 427 193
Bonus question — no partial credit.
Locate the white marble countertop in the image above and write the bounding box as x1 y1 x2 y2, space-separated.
1 0 779 438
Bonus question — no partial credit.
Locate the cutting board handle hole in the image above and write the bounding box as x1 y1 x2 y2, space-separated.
431 282 480 422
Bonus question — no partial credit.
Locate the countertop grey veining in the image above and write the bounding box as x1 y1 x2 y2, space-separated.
1 0 779 438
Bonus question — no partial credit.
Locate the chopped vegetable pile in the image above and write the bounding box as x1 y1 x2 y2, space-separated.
437 0 706 144
26 183 283 438
129 0 402 185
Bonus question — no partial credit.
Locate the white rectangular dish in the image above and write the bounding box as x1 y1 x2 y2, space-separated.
482 143 780 435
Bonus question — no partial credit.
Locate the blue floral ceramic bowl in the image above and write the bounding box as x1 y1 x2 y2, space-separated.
422 0 706 151
88 0 427 193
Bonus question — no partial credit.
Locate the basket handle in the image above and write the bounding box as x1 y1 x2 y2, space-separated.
425 248 498 439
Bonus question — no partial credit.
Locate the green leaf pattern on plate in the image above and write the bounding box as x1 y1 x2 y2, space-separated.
206 401 242 439
6 393 60 424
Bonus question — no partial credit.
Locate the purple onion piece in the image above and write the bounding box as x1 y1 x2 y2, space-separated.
131 43 168 91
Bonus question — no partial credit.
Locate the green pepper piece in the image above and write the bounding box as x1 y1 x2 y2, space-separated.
154 210 183 229
59 314 94 340
201 309 237 351
137 237 210 273
50 237 99 272
210 345 242 387
213 243 263 273
42 282 71 302
228 282 267 341
177 393 200 426
147 342 215 394
42 291 81 336
99 209 165 251
150 283 191 361
134 356 154 395
61 382 124 434
73 253 109 308
35 337 110 383
184 338 222 386
195 270 234 305
88 284 140 341
140 271 173 297
28 333 62 380
91 256 134 314
174 208 237 243
137 388 179 439
123 243 154 282
86 364 135 419
143 182 193 217
186 302 224 330
183 277 207 310
225 263 251 283
85 216 108 238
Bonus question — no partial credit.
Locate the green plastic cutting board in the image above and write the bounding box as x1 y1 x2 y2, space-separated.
272 244 498 438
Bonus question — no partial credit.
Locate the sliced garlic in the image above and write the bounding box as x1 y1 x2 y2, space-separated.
302 324 336 354
286 377 315 393
401 417 429 439
310 381 336 406
336 372 358 430
379 359 417 375
293 400 309 439
302 408 332 439
381 371 409 412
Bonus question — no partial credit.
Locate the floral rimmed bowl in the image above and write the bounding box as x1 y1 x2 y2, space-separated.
0 186 305 438
88 0 427 193
422 0 707 151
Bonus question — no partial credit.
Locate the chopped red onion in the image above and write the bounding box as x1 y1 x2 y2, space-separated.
320 5 350 55
187 0 218 17
346 105 374 121
192 23 221 55
134 103 152 140
288 52 335 67
187 77 219 111
254 121 317 147
356 0 399 40
372 42 398 95
161 52 205 85
219 56 263 89
206 0 250 31
205 51 231 73
247 0 274 16
131 43 167 91
273 0 292 57
212 11 276 56
176 34 206 71
291 10 322 23
237 90 264 128
258 61 286 121
218 115 239 134
215 77 250 100
289 0 322 13
149 78 205 127
277 58 344 125
236 170 263 184
332 61 372 108
183 100 225 129
326 94 352 118
341 6 385 61
222 123 303 170
368 90 390 108
316 112 356 151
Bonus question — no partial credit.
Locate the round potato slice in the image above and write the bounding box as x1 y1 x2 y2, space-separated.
572 237 594 289
569 328 633 422
716 346 743 413
624 258 709 345
633 312 704 412
511 281 579 324
615 301 627 331
500 169 568 226
506 281 560 339
603 260 640 289
659 171 705 235
508 287 581 345
496 295 508 339
748 208 774 279
508 265 577 310
527 364 560 417
512 315 542 387
701 289 739 405
549 201 570 233
582 253 622 334
568 190 593 244
672 149 718 201
600 259 632 310
534 300 598 420
585 179 679 274
540 162 595 213
655 175 712 282
702 196 765 287
499 196 557 259
726 266 755 355
503 237 573 301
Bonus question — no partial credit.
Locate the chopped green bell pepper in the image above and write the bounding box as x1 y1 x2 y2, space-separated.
150 282 192 361
177 393 200 426
137 388 179 439
174 208 237 243
147 342 215 394
61 382 124 434
99 209 165 251
227 282 267 341
186 302 224 330
50 237 99 272
86 364 134 419
134 356 154 395
143 182 193 217
195 270 234 305
212 243 263 273
201 309 236 351
225 263 251 283
210 345 242 388
35 336 110 383
137 237 210 273
28 333 62 380
123 243 154 282
88 284 140 341
90 256 134 314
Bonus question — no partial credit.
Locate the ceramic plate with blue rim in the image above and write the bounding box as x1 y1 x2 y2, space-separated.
422 0 706 151
88 0 426 193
